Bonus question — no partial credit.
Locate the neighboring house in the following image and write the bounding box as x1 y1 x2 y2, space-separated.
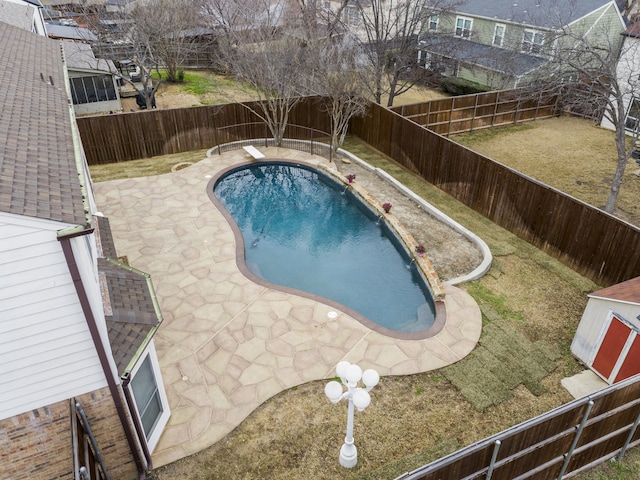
0 0 47 35
0 19 168 480
63 40 123 115
417 0 626 90
600 21 640 134
571 277 640 384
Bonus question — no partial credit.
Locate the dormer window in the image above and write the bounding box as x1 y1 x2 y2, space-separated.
455 16 472 38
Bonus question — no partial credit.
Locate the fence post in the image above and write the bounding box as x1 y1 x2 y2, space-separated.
447 97 455 137
558 400 594 479
471 94 479 133
486 440 501 480
617 405 640 461
492 91 499 128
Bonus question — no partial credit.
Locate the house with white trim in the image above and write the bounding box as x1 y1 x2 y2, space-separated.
417 0 626 90
0 17 168 480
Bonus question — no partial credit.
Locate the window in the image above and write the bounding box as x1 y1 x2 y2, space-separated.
493 24 505 47
626 98 640 132
343 5 360 26
70 75 117 105
428 15 439 31
128 343 170 451
455 16 472 38
131 355 163 438
521 29 545 54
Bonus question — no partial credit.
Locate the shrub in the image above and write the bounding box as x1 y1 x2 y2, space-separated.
440 77 490 96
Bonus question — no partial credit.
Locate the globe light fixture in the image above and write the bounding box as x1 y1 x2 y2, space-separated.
325 361 379 468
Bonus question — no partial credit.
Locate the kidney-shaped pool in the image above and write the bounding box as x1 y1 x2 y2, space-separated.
212 161 438 336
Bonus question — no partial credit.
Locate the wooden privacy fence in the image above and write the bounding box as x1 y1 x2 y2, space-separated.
350 102 640 286
390 88 561 136
396 374 640 480
78 95 640 285
77 96 332 165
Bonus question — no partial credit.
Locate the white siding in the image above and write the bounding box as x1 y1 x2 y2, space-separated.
0 214 107 420
601 35 640 132
571 296 640 364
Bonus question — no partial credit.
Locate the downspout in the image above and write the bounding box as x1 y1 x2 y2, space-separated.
59 233 149 480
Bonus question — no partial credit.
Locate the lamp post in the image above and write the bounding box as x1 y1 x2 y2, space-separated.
324 361 379 468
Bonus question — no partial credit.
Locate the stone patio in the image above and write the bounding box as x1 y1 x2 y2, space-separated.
93 147 482 467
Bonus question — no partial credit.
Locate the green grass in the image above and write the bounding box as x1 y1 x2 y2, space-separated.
152 69 246 96
88 149 209 183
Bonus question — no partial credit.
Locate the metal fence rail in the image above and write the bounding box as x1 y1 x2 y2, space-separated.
395 374 640 480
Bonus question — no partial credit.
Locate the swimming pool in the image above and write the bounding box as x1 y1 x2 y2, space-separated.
212 161 437 334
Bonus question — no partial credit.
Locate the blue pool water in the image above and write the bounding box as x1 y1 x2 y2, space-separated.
213 162 435 333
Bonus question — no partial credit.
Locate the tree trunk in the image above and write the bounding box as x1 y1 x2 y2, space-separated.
605 130 630 213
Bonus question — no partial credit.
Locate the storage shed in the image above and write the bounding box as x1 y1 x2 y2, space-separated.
571 276 640 384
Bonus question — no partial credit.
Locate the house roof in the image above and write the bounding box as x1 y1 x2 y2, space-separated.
63 40 116 73
100 258 161 376
454 0 616 29
589 276 640 304
46 22 96 41
0 1 34 30
420 36 548 77
95 216 162 377
0 21 87 225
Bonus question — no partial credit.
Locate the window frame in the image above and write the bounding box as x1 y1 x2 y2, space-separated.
493 24 506 47
625 97 640 133
127 341 170 452
521 29 545 54
428 14 439 32
343 5 360 26
69 74 118 105
454 16 472 39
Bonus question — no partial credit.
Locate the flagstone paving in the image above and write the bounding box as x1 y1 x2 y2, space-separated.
93 147 482 467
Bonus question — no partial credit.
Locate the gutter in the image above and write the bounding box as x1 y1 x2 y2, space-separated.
59 232 149 480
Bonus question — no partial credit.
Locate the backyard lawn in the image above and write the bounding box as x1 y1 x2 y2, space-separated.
92 75 640 478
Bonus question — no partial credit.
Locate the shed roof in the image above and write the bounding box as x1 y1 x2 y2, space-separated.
589 276 640 304
454 0 616 29
0 21 87 225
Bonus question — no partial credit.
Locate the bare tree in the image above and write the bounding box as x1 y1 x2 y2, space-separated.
205 0 310 146
533 14 629 214
342 0 458 107
131 0 207 83
311 35 369 152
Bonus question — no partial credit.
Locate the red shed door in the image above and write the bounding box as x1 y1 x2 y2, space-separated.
592 316 631 381
614 334 640 382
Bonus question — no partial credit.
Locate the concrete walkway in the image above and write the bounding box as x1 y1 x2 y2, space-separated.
93 147 482 468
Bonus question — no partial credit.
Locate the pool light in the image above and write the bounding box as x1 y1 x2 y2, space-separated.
325 361 379 468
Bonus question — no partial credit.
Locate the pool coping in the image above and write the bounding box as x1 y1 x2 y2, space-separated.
207 159 446 341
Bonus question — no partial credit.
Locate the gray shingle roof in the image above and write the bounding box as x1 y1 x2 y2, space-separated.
0 1 33 30
100 258 161 376
63 40 116 73
420 36 548 76
455 0 616 29
0 21 87 225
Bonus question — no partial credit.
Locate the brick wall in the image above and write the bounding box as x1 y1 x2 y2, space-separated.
0 400 72 480
0 387 140 480
77 387 141 480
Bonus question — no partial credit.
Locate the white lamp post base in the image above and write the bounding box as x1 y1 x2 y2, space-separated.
339 442 358 468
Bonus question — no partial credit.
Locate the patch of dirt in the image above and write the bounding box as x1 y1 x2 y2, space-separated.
333 158 484 282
